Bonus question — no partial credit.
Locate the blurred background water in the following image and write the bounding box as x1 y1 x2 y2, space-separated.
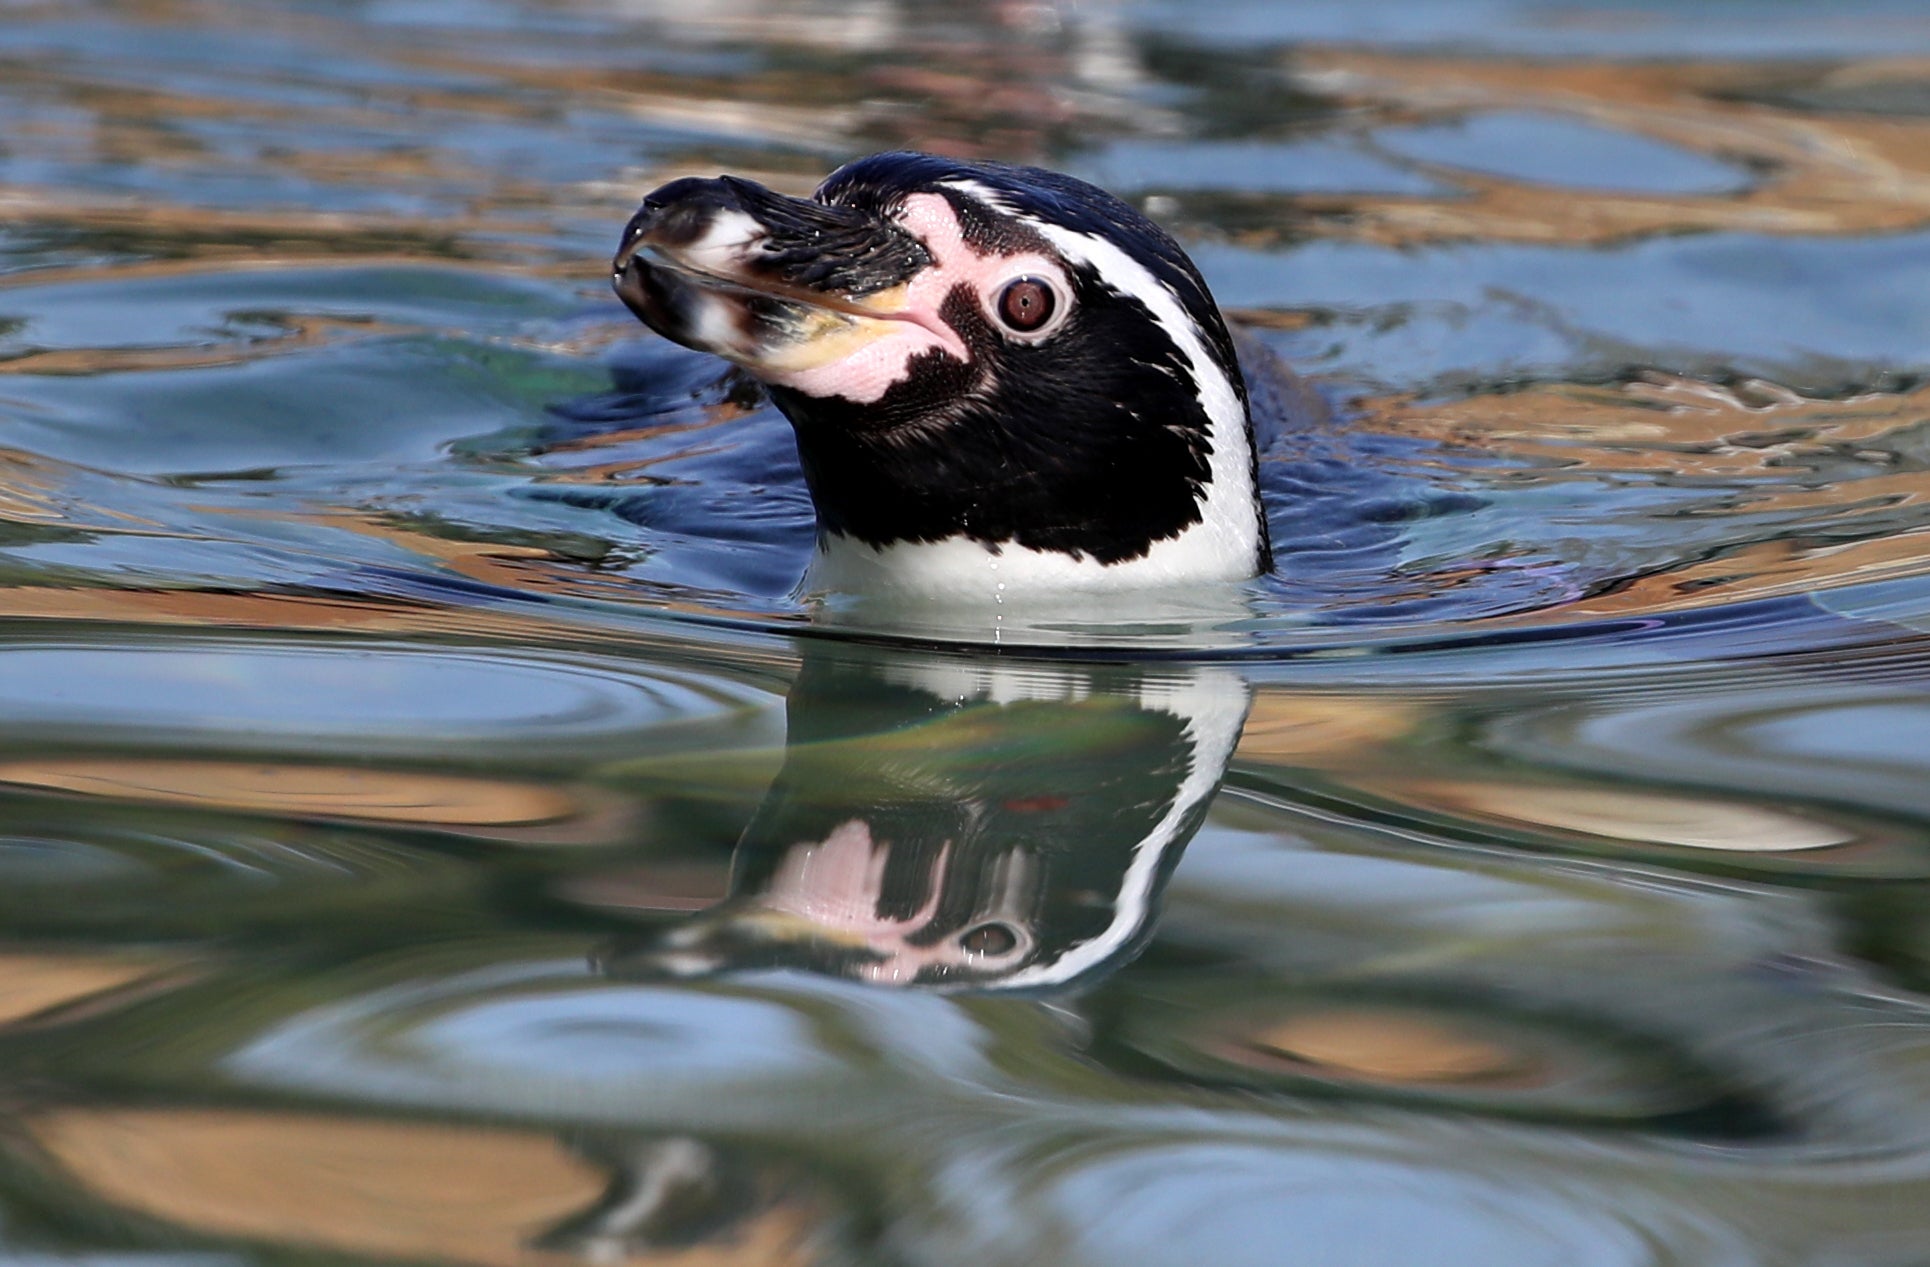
2 1 1930 1264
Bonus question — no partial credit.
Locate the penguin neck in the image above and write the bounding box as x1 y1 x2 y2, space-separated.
805 516 1265 599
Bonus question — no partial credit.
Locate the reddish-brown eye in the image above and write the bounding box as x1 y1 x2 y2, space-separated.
996 277 1057 334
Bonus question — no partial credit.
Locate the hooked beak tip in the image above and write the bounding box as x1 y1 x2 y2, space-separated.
611 212 654 277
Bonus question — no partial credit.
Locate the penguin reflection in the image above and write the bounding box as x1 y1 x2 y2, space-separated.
603 649 1248 991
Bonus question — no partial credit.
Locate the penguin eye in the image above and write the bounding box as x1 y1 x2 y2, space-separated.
995 276 1061 336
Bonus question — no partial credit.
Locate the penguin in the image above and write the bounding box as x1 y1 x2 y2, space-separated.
611 151 1278 603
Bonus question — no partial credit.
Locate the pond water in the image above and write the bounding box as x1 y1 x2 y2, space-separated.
3 1 1930 1263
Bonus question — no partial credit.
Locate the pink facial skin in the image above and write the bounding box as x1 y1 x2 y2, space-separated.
759 820 955 985
758 818 1035 986
766 192 1070 405
762 821 946 940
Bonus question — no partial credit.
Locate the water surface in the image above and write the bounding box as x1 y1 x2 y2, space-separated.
2 1 1930 1263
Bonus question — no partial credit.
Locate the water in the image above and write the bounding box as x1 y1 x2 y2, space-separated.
2 1 1930 1262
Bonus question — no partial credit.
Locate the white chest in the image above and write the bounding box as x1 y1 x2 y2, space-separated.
805 512 1261 601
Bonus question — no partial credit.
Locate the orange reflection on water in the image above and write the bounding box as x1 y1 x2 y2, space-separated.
0 757 638 843
1545 527 1930 621
1368 375 1930 473
1358 374 1930 615
0 951 182 1028
1235 691 1423 767
1237 1008 1540 1088
1378 777 1854 852
0 313 396 377
30 1110 824 1267
1281 50 1930 246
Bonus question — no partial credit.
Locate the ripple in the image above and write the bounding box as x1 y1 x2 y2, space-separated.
1477 676 1930 836
1372 779 1862 853
0 757 638 842
0 635 770 753
0 265 565 360
407 986 817 1082
1089 977 1774 1134
1374 112 1751 194
1074 137 1446 197
0 818 482 941
221 959 920 1124
1034 1139 1754 1267
29 1110 835 1267
0 832 142 883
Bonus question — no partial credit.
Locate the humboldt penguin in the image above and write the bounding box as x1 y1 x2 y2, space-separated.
612 151 1276 600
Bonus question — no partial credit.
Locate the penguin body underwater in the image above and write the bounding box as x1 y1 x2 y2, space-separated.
612 151 1284 602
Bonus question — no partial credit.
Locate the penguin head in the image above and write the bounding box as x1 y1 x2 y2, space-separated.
614 152 1270 586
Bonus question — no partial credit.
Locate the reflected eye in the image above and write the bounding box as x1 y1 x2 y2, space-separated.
995 276 1059 335
960 922 1021 957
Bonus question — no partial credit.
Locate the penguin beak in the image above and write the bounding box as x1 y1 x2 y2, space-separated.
595 905 890 983
612 175 934 375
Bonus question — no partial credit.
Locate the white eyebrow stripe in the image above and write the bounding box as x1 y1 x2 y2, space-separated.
1035 224 1239 427
936 178 1239 422
986 667 1250 991
1033 219 1261 576
936 177 1018 215
928 175 1265 575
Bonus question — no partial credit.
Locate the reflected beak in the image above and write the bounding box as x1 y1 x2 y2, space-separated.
612 175 932 374
595 906 893 983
